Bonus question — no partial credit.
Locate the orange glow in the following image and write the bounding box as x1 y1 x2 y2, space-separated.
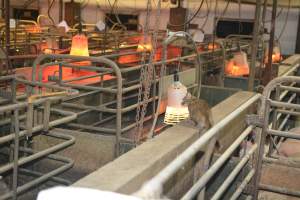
70 34 89 57
264 53 282 63
137 36 153 52
118 54 140 64
25 25 42 33
208 43 219 50
137 43 152 52
225 60 249 76
265 46 282 64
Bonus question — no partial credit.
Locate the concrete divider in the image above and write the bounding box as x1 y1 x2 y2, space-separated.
73 91 256 197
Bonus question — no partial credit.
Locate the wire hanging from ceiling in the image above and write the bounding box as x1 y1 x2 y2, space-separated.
277 0 291 40
47 0 55 24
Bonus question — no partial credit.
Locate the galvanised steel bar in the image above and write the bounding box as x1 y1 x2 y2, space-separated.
262 0 278 85
12 109 20 200
31 54 123 157
229 169 256 200
0 153 74 200
248 0 262 91
0 132 75 174
211 144 258 200
136 94 261 198
254 76 300 199
259 184 300 197
0 108 76 145
4 0 9 54
181 126 254 200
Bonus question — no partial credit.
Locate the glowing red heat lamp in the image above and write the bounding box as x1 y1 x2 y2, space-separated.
208 43 219 51
136 36 153 52
70 34 90 57
225 51 249 77
70 34 91 70
25 25 42 33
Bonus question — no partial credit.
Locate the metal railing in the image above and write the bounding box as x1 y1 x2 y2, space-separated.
254 75 300 199
135 93 261 199
0 75 77 200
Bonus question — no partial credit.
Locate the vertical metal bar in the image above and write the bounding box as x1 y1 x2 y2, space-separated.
12 108 20 200
263 0 278 85
296 9 300 54
43 100 51 132
268 84 280 155
248 0 262 91
253 99 271 200
4 0 9 55
59 0 63 49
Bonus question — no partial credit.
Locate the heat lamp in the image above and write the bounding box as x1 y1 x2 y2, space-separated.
164 71 189 125
264 43 282 64
208 43 219 50
70 34 89 57
137 36 152 52
225 51 249 76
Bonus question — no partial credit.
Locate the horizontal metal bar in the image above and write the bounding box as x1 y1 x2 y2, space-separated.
270 100 300 111
211 144 258 200
229 169 255 200
263 156 300 168
267 129 300 140
260 184 300 197
0 132 75 174
181 126 254 200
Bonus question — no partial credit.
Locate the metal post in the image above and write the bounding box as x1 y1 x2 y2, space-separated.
263 0 278 85
4 0 10 55
248 0 262 91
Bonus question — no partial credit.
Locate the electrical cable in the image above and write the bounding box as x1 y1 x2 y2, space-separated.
47 0 55 25
277 0 291 40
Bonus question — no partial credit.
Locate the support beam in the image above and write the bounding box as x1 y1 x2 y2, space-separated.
296 9 300 54
262 0 278 85
4 0 10 55
248 0 262 91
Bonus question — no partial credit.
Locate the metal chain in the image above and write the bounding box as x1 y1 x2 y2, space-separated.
135 0 162 144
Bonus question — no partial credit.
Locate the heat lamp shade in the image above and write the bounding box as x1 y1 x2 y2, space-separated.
137 36 152 52
265 45 282 63
70 34 89 57
225 51 249 76
164 82 189 125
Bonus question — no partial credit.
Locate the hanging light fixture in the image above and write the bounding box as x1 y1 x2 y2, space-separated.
225 51 249 76
164 71 189 125
70 34 89 57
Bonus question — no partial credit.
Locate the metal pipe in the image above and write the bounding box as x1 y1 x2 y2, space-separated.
230 169 255 200
248 0 262 91
211 144 258 200
181 126 254 200
4 0 9 54
260 184 300 197
136 94 261 197
0 132 75 174
0 155 73 200
262 0 278 85
0 109 77 145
